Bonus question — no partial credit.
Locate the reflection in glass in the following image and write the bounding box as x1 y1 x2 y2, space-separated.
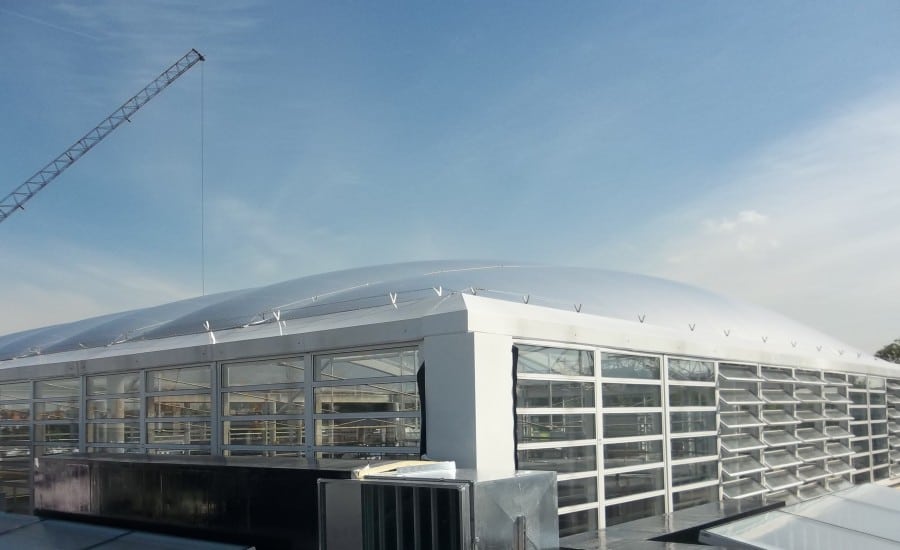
603 413 662 438
315 383 417 414
316 349 418 381
148 366 211 391
602 384 660 408
516 346 593 377
517 445 597 473
516 380 594 408
517 414 595 442
668 359 714 382
604 440 662 469
87 373 139 395
224 390 304 416
223 358 304 387
224 420 304 445
315 417 419 447
601 353 660 380
146 395 211 417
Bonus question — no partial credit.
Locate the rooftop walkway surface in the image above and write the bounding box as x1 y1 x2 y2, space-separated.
559 498 782 550
0 512 252 550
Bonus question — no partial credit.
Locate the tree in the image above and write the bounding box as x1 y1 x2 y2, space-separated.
876 338 900 363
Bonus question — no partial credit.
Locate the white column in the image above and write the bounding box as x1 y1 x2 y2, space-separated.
422 331 515 474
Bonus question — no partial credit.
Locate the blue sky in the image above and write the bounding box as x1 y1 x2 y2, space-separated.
1 1 899 353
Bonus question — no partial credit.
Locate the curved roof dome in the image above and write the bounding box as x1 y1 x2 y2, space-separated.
0 260 869 362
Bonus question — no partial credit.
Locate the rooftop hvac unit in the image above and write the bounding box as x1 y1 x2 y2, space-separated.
318 468 558 550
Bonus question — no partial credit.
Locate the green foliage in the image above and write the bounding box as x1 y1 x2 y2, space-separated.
875 338 900 363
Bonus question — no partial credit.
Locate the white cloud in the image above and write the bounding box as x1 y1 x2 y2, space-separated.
634 86 900 353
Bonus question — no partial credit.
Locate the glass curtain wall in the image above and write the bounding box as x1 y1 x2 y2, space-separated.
0 382 31 512
600 352 666 527
667 358 719 511
514 345 598 538
0 345 422 512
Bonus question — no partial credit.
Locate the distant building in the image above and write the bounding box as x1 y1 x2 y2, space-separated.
0 261 896 537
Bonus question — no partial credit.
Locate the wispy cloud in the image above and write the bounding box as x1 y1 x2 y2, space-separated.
632 86 900 352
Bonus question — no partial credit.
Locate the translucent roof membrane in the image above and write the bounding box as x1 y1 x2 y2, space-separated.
762 389 800 404
722 455 767 477
720 411 764 428
795 372 825 385
719 389 763 405
824 374 851 386
823 408 853 421
763 470 802 491
794 409 825 422
825 459 853 474
762 429 800 447
797 446 830 462
797 482 828 500
825 443 854 458
722 478 768 500
719 365 763 382
761 410 800 425
794 388 825 403
761 369 798 382
795 428 829 443
721 433 766 453
762 449 802 469
797 465 829 482
823 426 852 439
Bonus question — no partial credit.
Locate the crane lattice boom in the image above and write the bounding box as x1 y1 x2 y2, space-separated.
0 48 205 224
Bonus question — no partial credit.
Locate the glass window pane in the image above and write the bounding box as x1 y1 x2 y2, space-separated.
670 411 717 433
604 440 663 469
672 460 718 486
669 386 715 407
603 413 662 438
559 508 598 538
516 380 594 409
602 384 660 408
146 421 211 445
148 366 210 392
0 425 30 445
34 423 79 443
316 348 418 381
0 382 31 401
35 401 79 420
0 403 30 421
671 436 718 460
601 353 660 380
224 420 304 445
146 395 211 418
673 485 718 510
87 398 140 420
87 373 139 395
35 378 79 398
668 359 714 382
517 413 595 442
516 345 594 377
516 445 597 473
315 383 418 414
316 417 419 447
558 476 599 508
224 390 304 416
606 495 664 526
87 423 140 444
604 467 664 499
223 357 304 387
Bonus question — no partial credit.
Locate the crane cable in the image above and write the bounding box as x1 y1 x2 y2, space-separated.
200 60 206 296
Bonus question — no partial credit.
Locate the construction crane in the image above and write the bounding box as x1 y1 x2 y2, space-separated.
0 48 205 225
